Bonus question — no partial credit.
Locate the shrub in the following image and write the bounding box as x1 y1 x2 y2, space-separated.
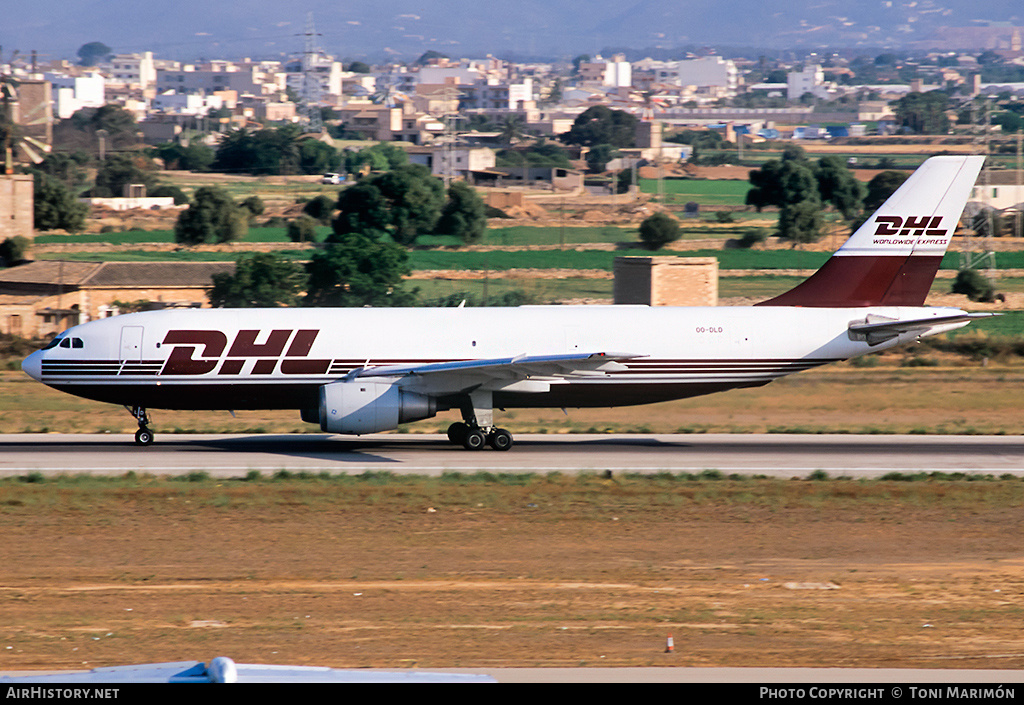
638 212 681 250
287 215 320 244
952 268 997 303
736 227 769 248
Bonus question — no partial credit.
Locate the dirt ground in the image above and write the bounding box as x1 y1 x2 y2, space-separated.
1 481 1023 673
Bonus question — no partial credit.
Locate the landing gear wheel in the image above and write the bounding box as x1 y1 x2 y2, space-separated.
462 428 487 451
487 428 513 451
447 422 469 445
134 428 154 446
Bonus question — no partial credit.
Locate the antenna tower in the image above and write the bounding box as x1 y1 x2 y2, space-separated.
299 13 323 134
960 97 996 278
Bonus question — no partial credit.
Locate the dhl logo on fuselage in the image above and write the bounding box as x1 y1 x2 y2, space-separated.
161 329 328 375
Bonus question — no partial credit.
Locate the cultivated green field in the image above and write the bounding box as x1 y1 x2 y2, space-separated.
637 177 752 205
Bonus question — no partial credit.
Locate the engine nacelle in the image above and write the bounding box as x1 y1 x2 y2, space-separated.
318 380 436 435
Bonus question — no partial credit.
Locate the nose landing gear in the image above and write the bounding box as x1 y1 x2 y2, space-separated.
127 406 154 446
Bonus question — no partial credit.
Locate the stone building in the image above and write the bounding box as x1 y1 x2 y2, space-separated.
0 174 34 241
0 260 234 338
613 256 718 306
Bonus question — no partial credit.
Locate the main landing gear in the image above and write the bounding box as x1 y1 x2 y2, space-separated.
446 390 513 451
446 422 513 451
127 406 154 446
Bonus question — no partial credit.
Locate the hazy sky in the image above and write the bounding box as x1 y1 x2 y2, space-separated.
4 0 1023 63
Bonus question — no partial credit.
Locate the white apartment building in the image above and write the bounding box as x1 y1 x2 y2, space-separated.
430 145 496 178
284 53 343 101
787 64 829 101
577 55 632 88
157 64 264 96
105 52 157 89
634 57 738 98
150 92 225 116
47 72 105 119
460 78 534 110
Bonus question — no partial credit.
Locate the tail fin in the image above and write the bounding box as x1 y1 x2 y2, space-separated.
757 155 984 308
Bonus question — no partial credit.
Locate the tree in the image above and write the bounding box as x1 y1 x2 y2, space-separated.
71 104 137 138
638 212 681 250
814 156 865 220
92 153 159 197
302 195 335 225
585 143 620 173
174 187 248 245
344 142 408 176
375 165 445 245
304 231 416 307
298 139 342 175
240 196 265 223
571 55 592 73
777 200 824 246
863 170 908 212
77 42 112 67
333 180 392 235
208 253 307 308
437 182 487 244
31 172 88 233
155 141 215 171
0 236 30 267
287 215 320 244
415 50 448 66
745 159 786 211
212 125 317 176
561 106 637 148
498 116 527 146
891 91 950 134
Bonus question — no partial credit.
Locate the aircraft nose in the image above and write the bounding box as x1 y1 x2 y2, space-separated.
22 350 42 382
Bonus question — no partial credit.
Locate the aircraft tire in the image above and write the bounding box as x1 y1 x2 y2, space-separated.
447 422 468 445
135 428 154 446
488 428 513 451
462 428 487 451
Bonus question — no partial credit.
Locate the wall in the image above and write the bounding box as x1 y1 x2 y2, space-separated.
0 175 34 240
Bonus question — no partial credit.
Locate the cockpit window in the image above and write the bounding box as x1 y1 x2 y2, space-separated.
44 337 83 350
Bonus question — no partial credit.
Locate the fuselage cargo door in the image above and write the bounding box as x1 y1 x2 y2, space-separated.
120 326 144 362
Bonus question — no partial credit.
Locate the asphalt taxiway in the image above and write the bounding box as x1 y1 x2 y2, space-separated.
0 433 1022 478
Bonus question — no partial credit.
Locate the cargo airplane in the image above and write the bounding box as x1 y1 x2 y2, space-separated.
22 156 987 450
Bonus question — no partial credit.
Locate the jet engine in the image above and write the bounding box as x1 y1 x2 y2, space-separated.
317 380 436 434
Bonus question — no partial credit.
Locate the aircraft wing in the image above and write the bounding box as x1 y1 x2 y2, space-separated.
347 352 643 395
848 312 997 345
0 657 496 683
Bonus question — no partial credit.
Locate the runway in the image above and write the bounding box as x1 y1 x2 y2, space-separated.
1 432 1022 478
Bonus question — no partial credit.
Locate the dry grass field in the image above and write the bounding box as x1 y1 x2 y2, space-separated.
1 475 1023 671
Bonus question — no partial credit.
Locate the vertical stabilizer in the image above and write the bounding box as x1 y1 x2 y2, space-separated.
758 155 984 307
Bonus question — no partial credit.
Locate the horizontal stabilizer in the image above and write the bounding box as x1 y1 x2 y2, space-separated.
848 312 996 345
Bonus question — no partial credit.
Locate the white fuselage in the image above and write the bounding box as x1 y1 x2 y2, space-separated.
22 304 967 414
